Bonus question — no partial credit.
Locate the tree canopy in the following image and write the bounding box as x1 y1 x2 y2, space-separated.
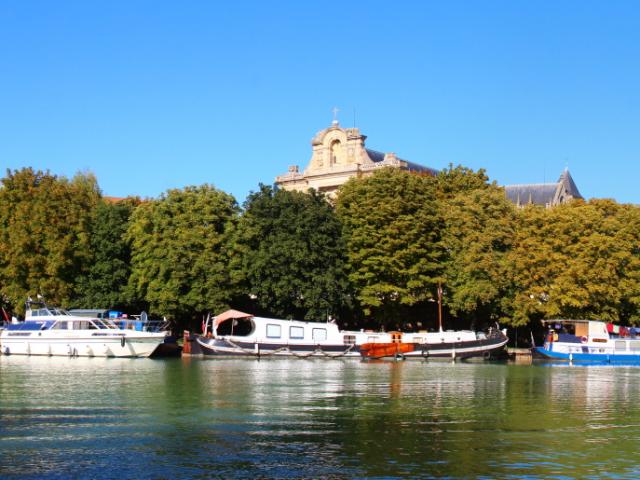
2 165 639 333
231 185 350 321
126 185 238 321
509 199 640 326
440 184 517 326
336 168 444 327
0 168 100 312
74 197 141 310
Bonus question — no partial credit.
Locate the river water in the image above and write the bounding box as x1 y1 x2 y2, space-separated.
1 356 639 479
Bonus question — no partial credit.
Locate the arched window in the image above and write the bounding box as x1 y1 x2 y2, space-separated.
330 140 341 165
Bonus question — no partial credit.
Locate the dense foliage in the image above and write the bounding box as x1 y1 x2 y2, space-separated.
231 185 350 320
336 169 444 327
74 198 141 310
126 185 239 322
0 168 100 313
1 166 639 332
439 174 517 327
509 199 640 326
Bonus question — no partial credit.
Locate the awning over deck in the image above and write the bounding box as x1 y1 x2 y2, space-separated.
214 309 254 328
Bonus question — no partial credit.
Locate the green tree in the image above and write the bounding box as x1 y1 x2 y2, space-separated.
231 185 350 321
0 168 100 313
441 185 517 326
336 168 444 328
433 164 492 199
509 199 640 326
126 185 238 322
73 197 141 310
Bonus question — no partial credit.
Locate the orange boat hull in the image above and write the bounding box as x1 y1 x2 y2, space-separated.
360 342 415 358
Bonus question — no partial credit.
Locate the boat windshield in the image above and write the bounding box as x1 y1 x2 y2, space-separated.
29 307 70 317
95 319 118 329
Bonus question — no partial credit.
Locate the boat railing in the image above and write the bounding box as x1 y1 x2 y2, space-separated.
112 319 171 333
486 326 507 339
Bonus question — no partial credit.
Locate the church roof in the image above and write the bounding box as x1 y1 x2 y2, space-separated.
504 169 583 206
504 183 559 206
558 169 582 199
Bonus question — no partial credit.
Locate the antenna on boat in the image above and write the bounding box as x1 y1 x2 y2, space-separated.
437 283 443 333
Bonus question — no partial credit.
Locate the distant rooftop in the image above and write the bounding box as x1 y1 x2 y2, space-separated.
504 169 583 207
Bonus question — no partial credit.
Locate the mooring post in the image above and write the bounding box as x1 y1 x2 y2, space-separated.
183 330 191 355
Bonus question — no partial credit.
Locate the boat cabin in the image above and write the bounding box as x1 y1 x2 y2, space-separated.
214 314 341 343
5 302 120 332
543 319 613 343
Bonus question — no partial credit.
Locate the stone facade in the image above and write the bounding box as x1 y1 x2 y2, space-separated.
275 121 584 207
275 121 437 197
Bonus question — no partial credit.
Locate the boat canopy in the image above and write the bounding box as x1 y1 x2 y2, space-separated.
541 319 591 325
213 309 254 329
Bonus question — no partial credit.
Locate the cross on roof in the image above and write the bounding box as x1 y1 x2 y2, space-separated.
332 107 339 124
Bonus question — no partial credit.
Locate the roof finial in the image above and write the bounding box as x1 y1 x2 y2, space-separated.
331 106 339 126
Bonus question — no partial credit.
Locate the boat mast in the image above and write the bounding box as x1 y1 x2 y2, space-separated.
437 283 443 333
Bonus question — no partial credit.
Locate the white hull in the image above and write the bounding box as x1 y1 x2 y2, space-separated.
1 335 164 358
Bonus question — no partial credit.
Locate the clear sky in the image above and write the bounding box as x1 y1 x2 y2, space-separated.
1 1 639 204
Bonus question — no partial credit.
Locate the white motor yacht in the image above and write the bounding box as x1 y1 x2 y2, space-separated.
0 301 167 358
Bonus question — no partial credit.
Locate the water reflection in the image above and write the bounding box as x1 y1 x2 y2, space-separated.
2 356 640 478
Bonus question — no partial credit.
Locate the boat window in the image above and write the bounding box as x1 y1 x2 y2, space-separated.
343 335 356 345
6 321 46 331
630 342 640 352
367 336 378 343
289 326 304 339
312 328 327 342
52 321 68 330
615 341 627 351
31 310 39 317
266 324 281 338
414 337 424 344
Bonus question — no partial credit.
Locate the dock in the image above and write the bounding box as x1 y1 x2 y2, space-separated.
507 347 533 364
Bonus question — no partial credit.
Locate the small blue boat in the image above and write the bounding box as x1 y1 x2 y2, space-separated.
535 319 640 363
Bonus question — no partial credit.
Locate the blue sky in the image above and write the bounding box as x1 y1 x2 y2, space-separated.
1 1 639 204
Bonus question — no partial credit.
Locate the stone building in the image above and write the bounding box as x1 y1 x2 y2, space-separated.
275 120 584 207
504 169 583 207
275 120 438 197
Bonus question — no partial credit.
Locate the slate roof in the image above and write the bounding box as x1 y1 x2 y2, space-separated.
504 169 583 207
504 183 559 206
365 149 439 175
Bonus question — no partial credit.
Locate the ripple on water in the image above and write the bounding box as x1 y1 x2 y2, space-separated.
3 358 640 478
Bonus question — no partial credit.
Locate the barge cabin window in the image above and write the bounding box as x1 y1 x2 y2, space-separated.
312 328 327 341
266 324 281 338
289 326 304 339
